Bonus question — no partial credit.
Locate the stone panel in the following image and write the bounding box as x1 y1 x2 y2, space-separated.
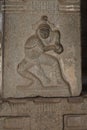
64 115 87 130
3 0 81 98
0 98 86 130
0 117 30 130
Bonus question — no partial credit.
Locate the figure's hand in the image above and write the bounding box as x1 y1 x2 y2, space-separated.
43 44 63 54
54 44 63 54
43 45 55 52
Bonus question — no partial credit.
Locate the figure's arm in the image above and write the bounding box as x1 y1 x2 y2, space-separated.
43 45 56 52
54 30 63 54
43 30 63 54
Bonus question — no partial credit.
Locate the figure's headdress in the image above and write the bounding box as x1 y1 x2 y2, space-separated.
32 16 56 31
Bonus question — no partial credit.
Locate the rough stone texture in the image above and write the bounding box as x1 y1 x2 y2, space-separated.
0 117 30 129
0 97 86 130
2 0 81 98
0 0 86 129
64 115 87 130
0 10 2 96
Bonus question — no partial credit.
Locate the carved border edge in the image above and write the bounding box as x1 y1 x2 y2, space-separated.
59 0 80 13
0 0 4 98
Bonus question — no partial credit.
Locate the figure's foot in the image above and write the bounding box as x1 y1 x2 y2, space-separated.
17 79 33 89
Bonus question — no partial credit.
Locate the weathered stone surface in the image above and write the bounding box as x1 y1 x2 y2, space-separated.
1 0 81 98
0 0 86 129
0 0 86 130
64 115 87 130
0 97 86 130
0 11 2 96
0 117 30 129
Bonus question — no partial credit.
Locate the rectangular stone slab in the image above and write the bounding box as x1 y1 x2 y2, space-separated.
64 115 87 130
0 117 30 129
0 98 86 130
3 0 81 98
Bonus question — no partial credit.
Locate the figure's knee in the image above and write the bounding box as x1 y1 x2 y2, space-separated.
17 60 26 75
17 63 23 75
17 59 32 75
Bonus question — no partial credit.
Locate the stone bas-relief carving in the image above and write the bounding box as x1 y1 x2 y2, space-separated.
0 0 86 129
3 0 81 97
17 16 71 96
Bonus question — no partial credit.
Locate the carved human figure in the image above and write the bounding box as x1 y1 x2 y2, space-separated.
17 16 70 92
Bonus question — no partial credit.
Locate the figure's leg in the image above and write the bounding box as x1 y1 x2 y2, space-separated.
39 54 69 86
39 54 57 65
17 59 34 86
38 54 60 86
35 61 51 83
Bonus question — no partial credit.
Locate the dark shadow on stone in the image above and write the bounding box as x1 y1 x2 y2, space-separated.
81 0 87 93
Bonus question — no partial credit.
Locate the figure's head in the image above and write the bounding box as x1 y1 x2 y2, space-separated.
37 16 51 39
38 24 51 39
